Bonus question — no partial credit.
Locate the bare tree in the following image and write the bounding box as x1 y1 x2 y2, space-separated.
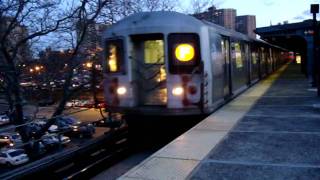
186 0 217 14
0 0 111 152
139 0 178 12
0 0 183 156
99 0 178 24
0 0 78 145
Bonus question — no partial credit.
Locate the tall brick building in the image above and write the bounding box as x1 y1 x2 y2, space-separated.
236 15 256 38
193 6 237 30
193 6 256 38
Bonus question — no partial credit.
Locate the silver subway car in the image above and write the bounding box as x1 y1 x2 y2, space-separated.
102 11 286 115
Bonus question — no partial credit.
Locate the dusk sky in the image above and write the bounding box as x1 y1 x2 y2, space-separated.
190 0 320 27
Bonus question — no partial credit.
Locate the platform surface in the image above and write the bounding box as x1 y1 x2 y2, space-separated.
119 63 320 180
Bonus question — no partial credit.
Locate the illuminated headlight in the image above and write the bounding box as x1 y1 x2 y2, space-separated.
9 143 14 147
175 44 195 62
72 125 79 131
117 86 127 95
172 86 184 96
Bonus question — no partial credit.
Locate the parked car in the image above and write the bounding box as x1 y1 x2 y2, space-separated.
0 149 29 166
0 135 14 149
97 102 106 108
41 134 60 151
50 134 71 145
26 122 45 138
95 119 123 128
58 116 80 130
65 100 81 107
48 116 81 133
48 116 80 134
48 124 59 133
59 116 80 125
0 114 10 126
59 135 71 145
41 133 71 150
0 133 22 144
66 123 95 138
65 101 74 107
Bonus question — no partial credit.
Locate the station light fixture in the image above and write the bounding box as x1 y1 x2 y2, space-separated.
175 44 195 62
117 86 127 95
296 55 302 64
86 62 93 68
72 125 79 131
172 86 184 96
35 66 40 71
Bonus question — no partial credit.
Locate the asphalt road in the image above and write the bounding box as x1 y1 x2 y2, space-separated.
0 103 110 176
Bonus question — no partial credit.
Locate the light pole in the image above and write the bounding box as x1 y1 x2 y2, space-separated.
311 4 319 96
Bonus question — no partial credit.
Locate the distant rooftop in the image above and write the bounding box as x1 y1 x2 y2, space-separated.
256 19 316 34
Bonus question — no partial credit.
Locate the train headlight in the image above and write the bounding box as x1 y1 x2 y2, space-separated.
117 86 127 95
172 86 184 96
175 44 195 62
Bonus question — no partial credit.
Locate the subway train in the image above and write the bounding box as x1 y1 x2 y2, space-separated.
102 11 286 116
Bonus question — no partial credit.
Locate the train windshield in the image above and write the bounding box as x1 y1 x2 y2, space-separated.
105 39 124 73
144 40 164 64
168 33 201 74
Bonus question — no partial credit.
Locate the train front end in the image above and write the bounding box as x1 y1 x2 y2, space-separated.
102 12 210 115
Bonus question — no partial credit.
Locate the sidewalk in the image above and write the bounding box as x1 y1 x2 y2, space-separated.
120 63 320 180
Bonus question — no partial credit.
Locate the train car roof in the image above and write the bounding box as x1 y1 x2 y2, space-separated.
103 11 286 51
104 11 254 42
202 20 251 41
202 20 286 50
103 11 205 37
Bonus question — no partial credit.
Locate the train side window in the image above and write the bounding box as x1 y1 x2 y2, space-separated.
0 153 6 158
105 39 124 73
251 49 257 65
168 33 201 74
221 39 229 62
261 47 265 63
234 43 243 68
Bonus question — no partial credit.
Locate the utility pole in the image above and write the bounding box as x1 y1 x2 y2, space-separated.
311 4 320 96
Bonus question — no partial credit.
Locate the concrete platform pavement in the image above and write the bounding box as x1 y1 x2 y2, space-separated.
119 63 320 180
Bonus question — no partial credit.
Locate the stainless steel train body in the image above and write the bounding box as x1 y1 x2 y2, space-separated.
102 11 286 115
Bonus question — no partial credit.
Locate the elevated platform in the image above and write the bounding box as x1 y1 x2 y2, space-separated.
119 63 320 179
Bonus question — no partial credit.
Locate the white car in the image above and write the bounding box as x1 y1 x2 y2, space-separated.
0 133 22 144
0 114 10 125
65 101 74 107
48 124 59 133
0 149 29 166
59 135 71 145
43 134 71 145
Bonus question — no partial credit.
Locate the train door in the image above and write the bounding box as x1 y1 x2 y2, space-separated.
221 37 232 98
131 34 167 106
